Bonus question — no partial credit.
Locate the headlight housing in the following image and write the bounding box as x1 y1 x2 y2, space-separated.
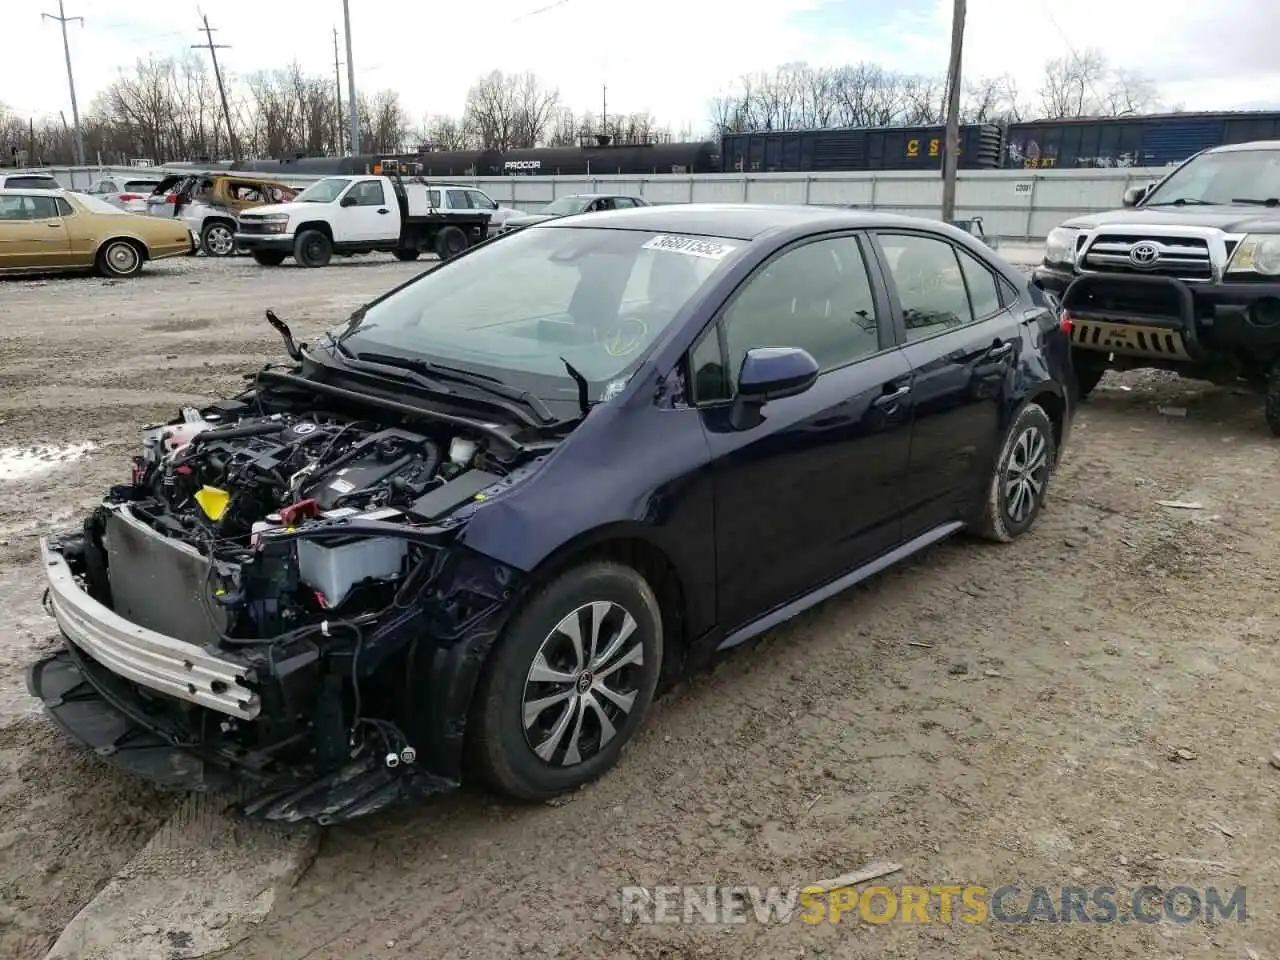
1226 234 1280 277
1044 227 1081 266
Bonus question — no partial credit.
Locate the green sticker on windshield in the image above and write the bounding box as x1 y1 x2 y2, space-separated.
642 235 736 260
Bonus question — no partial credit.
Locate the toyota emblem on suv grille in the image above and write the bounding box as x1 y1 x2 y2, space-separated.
1128 241 1161 267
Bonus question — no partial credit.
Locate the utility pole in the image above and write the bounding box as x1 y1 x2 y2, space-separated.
332 27 345 154
601 84 607 139
42 0 85 166
940 0 966 222
192 13 240 164
342 0 359 155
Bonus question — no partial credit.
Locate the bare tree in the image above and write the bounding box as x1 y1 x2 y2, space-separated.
420 114 473 150
962 74 1025 123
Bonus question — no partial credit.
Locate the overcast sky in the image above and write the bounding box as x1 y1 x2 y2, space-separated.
3 0 1278 135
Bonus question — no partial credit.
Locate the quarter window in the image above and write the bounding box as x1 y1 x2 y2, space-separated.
956 246 1003 319
877 233 975 340
720 235 880 388
688 326 728 403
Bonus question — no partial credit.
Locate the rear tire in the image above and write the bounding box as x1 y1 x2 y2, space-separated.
200 220 236 257
467 561 663 801
251 250 286 267
294 229 332 268
974 401 1056 543
434 226 468 260
96 239 144 278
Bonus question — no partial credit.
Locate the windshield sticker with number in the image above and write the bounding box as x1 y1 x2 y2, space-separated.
641 235 737 260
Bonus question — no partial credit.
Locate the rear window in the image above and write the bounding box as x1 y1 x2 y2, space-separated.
4 175 61 189
124 180 161 193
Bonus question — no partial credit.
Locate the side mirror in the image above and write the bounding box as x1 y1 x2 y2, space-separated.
1121 185 1149 208
339 195 357 207
731 346 819 429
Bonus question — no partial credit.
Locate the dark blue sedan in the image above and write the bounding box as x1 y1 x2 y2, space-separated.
29 203 1075 822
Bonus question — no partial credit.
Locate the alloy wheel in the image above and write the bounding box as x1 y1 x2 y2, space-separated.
204 224 235 256
522 600 644 767
1004 425 1049 524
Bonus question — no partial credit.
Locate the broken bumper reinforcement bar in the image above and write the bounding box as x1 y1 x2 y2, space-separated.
40 533 261 720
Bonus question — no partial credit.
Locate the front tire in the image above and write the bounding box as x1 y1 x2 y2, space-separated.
1266 362 1280 438
251 250 286 267
294 229 332 268
96 239 144 278
974 401 1056 543
468 561 663 801
393 248 420 261
1073 349 1107 398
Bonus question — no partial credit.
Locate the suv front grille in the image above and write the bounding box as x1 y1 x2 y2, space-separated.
1081 234 1213 281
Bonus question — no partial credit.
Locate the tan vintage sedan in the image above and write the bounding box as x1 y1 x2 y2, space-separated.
0 187 194 278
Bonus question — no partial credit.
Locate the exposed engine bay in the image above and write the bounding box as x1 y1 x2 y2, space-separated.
38 379 539 822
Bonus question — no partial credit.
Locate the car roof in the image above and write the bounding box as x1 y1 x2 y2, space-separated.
0 186 65 195
540 202 968 242
1206 140 1280 154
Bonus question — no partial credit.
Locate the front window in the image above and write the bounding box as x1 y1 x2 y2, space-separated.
295 178 352 203
335 226 744 410
1143 149 1280 206
541 196 592 216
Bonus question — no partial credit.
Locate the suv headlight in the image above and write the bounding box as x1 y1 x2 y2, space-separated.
1226 235 1280 277
1044 227 1080 266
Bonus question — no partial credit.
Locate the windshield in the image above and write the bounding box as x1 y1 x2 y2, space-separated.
1144 149 1280 206
295 178 352 203
335 226 743 410
541 196 592 216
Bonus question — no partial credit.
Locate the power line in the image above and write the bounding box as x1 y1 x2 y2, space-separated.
191 12 240 162
41 0 85 166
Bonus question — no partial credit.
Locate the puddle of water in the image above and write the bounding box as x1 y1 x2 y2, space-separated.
0 443 96 482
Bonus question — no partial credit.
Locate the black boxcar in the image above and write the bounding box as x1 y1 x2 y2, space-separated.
719 123 1003 173
1002 110 1280 169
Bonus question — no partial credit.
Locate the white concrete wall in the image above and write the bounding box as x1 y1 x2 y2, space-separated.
31 164 1167 241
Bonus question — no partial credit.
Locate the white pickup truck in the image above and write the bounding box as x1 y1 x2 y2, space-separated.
234 174 493 267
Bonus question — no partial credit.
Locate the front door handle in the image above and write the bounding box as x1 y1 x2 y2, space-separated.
377 207 389 214
872 384 911 409
986 339 1014 360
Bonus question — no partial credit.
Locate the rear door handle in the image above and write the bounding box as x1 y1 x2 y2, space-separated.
377 207 389 214
872 384 911 409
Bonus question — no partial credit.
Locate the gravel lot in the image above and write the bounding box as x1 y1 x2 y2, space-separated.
2 255 1278 959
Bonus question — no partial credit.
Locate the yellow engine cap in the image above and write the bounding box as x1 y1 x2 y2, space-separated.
194 486 231 521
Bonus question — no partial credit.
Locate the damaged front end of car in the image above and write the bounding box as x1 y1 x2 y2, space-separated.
28 380 547 825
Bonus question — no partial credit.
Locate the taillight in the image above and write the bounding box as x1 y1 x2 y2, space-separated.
118 193 142 201
164 193 177 203
1059 310 1073 334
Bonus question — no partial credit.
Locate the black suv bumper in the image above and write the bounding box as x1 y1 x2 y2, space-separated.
1033 265 1280 361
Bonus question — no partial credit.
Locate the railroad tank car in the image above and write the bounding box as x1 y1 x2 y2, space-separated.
495 140 719 176
719 123 1004 173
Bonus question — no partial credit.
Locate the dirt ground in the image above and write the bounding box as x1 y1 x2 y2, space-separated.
1 255 1278 960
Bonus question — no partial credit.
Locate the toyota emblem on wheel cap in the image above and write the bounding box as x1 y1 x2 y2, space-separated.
1128 241 1161 267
